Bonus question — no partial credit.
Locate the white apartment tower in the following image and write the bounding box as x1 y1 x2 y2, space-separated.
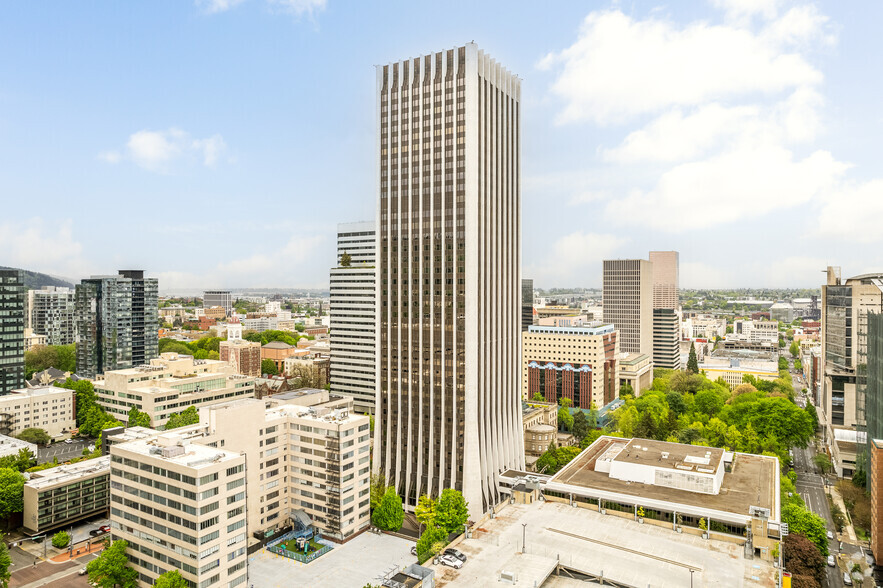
603 259 654 356
330 221 377 413
375 44 525 520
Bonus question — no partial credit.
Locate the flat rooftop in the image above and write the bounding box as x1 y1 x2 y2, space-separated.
428 501 776 587
610 438 724 473
114 434 242 469
3 386 69 398
549 437 778 523
26 456 111 490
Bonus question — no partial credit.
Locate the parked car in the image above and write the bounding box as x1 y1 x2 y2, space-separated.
827 530 834 540
443 548 466 562
99 525 110 533
439 554 463 569
410 545 417 556
64 439 74 444
843 572 853 586
89 529 105 537
78 568 88 576
827 555 835 567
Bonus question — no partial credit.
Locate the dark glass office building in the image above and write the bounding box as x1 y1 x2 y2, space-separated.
0 269 25 393
75 270 159 377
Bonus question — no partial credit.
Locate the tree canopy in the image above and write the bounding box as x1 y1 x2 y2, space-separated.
56 378 122 438
0 449 35 473
415 494 436 529
17 428 50 445
687 342 699 373
782 503 828 557
372 487 404 531
127 407 151 428
154 570 188 588
261 359 279 376
86 540 138 588
783 533 825 588
164 406 199 430
0 533 10 588
0 468 25 520
416 524 448 564
434 488 469 534
24 344 76 379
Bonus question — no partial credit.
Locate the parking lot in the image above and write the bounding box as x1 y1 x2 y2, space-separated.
247 531 415 588
37 439 93 464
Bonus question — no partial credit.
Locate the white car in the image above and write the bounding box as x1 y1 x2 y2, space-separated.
827 530 834 540
439 554 463 569
64 439 74 444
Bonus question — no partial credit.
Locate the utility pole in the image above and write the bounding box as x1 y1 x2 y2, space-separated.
522 524 527 554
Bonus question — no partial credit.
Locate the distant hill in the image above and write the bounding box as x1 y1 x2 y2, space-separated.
0 267 75 290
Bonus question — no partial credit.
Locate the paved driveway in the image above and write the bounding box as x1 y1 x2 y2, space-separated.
37 439 93 464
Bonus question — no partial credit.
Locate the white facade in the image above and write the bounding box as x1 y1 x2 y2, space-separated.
0 386 76 438
682 315 726 341
375 44 524 520
330 221 376 413
730 319 779 344
0 434 37 458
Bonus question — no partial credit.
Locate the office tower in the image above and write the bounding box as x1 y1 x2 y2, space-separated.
522 278 534 332
75 270 159 378
376 44 524 519
0 270 25 394
203 289 232 314
821 266 883 477
652 308 681 370
603 260 653 355
330 221 377 413
864 313 883 489
522 321 619 409
27 286 76 345
648 251 679 310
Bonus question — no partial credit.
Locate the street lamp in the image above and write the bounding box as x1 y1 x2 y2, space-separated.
522 524 527 554
689 569 695 588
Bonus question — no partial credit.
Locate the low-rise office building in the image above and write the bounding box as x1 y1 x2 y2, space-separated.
23 456 111 535
283 355 330 387
699 350 779 389
616 352 653 394
93 353 255 429
242 317 297 333
219 339 261 377
681 314 726 341
109 433 248 588
522 322 619 409
0 386 76 438
0 434 37 459
261 341 299 374
23 329 48 351
729 319 779 345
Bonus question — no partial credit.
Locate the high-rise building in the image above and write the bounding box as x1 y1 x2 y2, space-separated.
649 251 679 311
330 221 376 413
603 260 653 356
203 289 232 315
864 313 883 488
75 270 159 378
375 44 524 519
0 270 25 394
652 308 681 370
522 278 534 332
27 286 76 346
821 267 883 477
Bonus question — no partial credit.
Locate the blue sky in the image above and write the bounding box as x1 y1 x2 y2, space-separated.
1 0 881 291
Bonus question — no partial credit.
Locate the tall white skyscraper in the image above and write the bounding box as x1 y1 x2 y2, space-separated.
330 221 377 413
375 44 524 519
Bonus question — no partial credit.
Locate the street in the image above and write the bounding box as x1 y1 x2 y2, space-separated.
37 439 92 464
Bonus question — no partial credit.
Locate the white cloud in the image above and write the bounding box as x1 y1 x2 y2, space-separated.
604 145 849 230
526 232 626 285
100 128 228 173
539 9 823 125
0 218 93 279
196 0 247 13
267 0 326 16
815 179 883 243
711 0 780 23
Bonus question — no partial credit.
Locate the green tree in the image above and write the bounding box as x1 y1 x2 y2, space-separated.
687 342 699 374
370 473 389 511
52 531 71 548
340 251 352 267
164 406 199 430
24 344 76 379
782 503 828 556
127 407 151 428
261 359 278 376
0 533 10 588
778 356 789 371
434 488 469 535
372 487 404 531
86 540 138 588
790 340 800 358
559 397 572 408
531 391 544 402
154 569 188 588
557 407 573 432
813 454 833 476
0 448 36 472
619 382 634 397
0 468 25 521
572 410 589 441
416 524 448 564
415 494 437 529
535 442 559 474
17 428 50 445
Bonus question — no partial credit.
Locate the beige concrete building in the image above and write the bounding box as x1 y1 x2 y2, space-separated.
698 350 779 389
23 456 110 535
729 319 779 345
93 353 255 429
283 355 330 388
109 432 248 588
0 386 76 438
522 323 619 410
682 314 726 341
523 402 558 471
23 328 48 351
617 352 653 394
649 251 679 311
603 259 654 356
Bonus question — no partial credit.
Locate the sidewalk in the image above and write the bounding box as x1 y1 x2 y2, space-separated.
828 484 858 542
50 541 104 562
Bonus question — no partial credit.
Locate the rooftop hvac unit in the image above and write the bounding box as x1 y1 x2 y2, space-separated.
499 571 517 584
161 445 185 459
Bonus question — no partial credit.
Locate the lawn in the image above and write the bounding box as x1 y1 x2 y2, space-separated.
280 538 325 555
